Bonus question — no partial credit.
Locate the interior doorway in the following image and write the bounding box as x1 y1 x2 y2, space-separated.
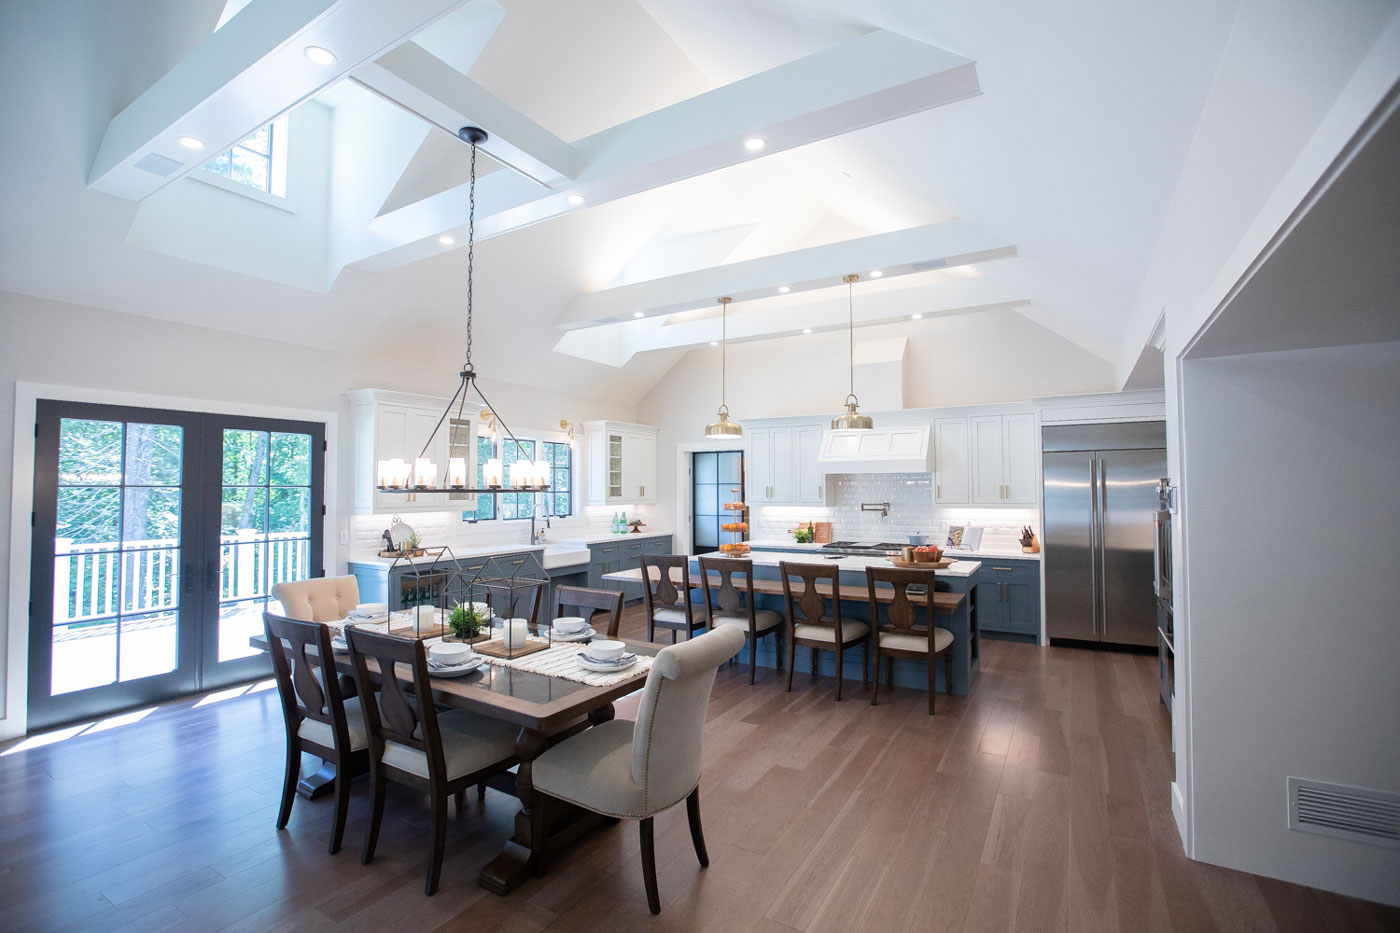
691 449 743 555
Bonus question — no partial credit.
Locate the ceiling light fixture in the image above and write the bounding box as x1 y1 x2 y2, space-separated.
709 340 719 346
633 311 645 318
778 285 790 294
177 136 205 150
910 313 923 320
802 328 813 334
831 274 873 430
303 46 337 65
704 296 742 439
377 127 550 496
567 193 586 205
869 269 884 278
744 136 766 152
438 235 455 245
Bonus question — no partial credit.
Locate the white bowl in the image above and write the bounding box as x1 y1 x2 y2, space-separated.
554 615 588 634
354 602 387 614
429 642 474 666
586 639 626 661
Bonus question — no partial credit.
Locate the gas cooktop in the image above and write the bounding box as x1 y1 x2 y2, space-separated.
820 541 906 554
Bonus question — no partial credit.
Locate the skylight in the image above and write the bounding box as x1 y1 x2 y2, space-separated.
200 115 288 198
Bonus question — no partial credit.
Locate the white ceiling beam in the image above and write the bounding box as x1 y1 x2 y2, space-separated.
553 277 1028 366
349 29 980 270
352 41 581 188
557 220 1015 328
87 0 469 201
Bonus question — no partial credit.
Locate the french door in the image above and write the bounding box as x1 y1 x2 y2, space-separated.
28 401 324 731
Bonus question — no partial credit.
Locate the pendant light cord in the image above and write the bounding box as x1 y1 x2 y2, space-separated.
465 140 476 372
721 297 727 411
848 277 854 399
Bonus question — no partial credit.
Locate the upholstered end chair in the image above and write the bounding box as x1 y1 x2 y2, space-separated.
272 575 360 623
530 625 746 914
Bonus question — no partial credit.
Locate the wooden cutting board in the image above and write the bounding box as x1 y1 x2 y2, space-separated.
888 558 953 570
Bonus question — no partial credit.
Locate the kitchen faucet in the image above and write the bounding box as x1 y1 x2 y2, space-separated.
530 508 551 545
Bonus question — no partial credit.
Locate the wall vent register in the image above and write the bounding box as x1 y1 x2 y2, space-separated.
1287 776 1400 849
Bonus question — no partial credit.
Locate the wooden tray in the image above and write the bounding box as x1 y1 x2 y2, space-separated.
472 637 551 660
888 558 952 570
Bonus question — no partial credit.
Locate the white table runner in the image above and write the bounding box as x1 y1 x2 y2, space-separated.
485 643 653 687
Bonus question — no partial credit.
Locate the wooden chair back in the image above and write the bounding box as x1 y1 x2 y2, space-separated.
779 561 842 630
865 565 938 641
641 554 693 616
697 556 755 625
344 627 447 787
553 585 624 637
263 612 350 752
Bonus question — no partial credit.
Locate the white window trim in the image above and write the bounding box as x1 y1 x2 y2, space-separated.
471 428 575 522
192 114 294 212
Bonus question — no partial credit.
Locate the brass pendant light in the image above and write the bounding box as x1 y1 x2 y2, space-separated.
704 296 743 439
832 273 874 430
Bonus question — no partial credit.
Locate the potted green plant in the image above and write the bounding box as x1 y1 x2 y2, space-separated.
447 601 487 643
404 531 424 556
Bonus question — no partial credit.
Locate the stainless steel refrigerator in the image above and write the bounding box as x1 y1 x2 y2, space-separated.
1042 422 1166 647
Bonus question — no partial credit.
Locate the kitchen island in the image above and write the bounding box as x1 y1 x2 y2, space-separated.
605 551 981 695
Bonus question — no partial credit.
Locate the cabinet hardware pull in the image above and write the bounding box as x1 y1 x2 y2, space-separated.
936 484 941 498
992 566 1015 571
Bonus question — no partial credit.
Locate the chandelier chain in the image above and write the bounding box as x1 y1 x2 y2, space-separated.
465 140 476 371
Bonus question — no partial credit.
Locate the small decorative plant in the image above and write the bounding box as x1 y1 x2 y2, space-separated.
448 601 486 640
404 531 422 553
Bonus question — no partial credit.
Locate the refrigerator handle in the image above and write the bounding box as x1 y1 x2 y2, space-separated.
1097 457 1109 636
1088 457 1099 636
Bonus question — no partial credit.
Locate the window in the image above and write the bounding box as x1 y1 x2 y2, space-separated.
201 115 288 197
469 436 573 521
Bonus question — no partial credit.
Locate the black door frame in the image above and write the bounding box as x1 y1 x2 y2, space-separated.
27 401 325 730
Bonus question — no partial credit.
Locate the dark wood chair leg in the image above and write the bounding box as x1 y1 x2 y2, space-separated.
945 653 953 695
686 786 709 867
835 642 844 701
531 792 548 877
862 639 869 684
810 646 818 679
640 816 661 915
786 636 796 692
647 617 655 642
478 782 487 801
871 647 881 707
671 628 678 644
455 788 466 813
886 655 894 688
362 770 386 865
775 629 784 670
329 757 351 854
928 655 936 716
425 794 448 896
748 635 757 685
276 737 298 830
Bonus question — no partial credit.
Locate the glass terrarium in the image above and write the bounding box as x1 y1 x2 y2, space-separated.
470 560 551 659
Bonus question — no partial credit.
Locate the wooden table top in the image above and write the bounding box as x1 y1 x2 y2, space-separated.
250 633 658 734
603 567 967 613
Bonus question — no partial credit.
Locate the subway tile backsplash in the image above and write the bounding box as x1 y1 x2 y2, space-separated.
348 504 654 557
751 473 1037 550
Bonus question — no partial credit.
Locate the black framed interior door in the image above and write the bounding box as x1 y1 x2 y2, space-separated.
27 401 324 730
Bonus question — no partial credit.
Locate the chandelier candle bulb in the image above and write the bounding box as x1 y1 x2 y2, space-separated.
513 460 532 488
533 459 551 487
379 458 411 488
447 457 468 487
484 458 504 487
413 458 436 489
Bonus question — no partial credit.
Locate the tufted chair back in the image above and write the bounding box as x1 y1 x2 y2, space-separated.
272 575 361 623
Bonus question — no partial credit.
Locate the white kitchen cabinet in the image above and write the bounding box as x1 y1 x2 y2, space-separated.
584 421 659 504
747 419 826 505
934 417 970 504
970 412 1039 505
349 389 476 515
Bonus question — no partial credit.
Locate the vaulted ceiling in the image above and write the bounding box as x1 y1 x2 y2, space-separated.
0 0 1240 402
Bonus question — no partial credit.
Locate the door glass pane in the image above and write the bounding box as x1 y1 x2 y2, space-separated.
718 451 742 485
222 486 267 533
695 516 718 548
695 452 718 484
218 598 266 663
57 486 120 544
58 419 123 484
119 611 178 681
124 423 183 486
270 432 311 486
222 430 269 485
269 488 309 533
120 547 179 614
122 487 181 542
52 621 117 695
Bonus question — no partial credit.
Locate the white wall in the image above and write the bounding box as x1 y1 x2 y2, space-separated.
1179 342 1400 906
0 291 636 737
635 307 1117 525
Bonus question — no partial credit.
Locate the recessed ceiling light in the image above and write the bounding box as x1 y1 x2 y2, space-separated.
744 136 766 152
567 193 586 206
633 311 645 318
778 285 790 294
710 340 719 346
177 136 205 151
802 328 813 334
438 235 455 245
910 313 923 320
304 46 337 66
869 269 884 278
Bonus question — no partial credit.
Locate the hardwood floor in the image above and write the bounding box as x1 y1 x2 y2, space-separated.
2 608 1395 932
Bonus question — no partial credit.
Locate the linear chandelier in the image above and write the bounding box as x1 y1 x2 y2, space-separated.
377 127 552 494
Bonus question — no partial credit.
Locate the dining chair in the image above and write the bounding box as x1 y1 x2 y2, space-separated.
529 625 746 914
271 575 360 622
553 585 625 637
778 561 870 701
641 554 705 643
697 556 784 685
484 580 546 626
866 566 953 715
344 626 520 896
263 612 367 854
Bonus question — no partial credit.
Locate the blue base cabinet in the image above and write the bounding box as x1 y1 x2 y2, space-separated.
588 535 671 602
975 557 1040 639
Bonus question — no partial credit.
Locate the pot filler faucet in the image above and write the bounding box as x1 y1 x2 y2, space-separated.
861 502 891 518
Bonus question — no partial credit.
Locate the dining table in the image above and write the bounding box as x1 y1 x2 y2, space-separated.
250 627 659 896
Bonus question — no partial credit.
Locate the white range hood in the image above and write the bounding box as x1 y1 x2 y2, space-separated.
818 425 932 474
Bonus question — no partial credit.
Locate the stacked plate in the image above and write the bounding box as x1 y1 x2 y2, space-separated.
552 616 595 642
426 641 487 677
577 640 637 673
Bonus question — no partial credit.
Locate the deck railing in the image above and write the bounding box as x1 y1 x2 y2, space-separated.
53 532 310 625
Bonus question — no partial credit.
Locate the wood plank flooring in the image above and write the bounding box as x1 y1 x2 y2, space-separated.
2 608 1395 932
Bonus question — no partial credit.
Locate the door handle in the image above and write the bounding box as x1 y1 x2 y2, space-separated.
205 558 219 596
182 561 196 599
1088 457 1099 635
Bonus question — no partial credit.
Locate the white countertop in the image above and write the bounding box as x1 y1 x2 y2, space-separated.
728 549 982 579
747 538 1038 562
555 531 673 546
347 543 544 569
